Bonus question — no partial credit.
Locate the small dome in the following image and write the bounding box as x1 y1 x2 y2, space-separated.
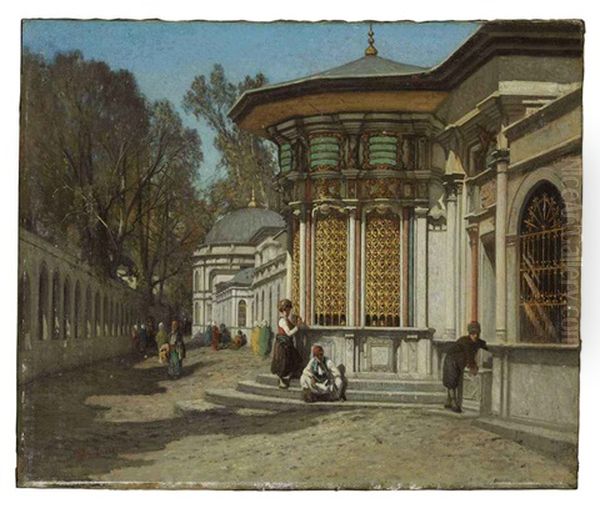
204 208 285 245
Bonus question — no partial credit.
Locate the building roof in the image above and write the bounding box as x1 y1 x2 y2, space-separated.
215 267 255 292
204 207 285 246
295 55 428 81
229 20 584 136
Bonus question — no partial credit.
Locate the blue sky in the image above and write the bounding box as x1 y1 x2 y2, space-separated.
22 20 480 187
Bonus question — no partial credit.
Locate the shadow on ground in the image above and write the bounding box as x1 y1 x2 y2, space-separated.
17 349 331 485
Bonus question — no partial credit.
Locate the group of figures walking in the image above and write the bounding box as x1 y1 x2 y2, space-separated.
132 320 186 379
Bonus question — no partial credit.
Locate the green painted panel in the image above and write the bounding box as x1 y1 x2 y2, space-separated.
369 158 397 166
310 144 340 153
310 159 339 168
311 136 339 144
369 148 397 157
369 135 397 144
310 152 339 162
369 142 397 150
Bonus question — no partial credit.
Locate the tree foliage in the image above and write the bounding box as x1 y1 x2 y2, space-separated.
20 50 207 312
183 64 280 215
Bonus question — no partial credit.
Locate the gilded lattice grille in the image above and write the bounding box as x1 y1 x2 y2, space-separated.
365 214 401 327
291 226 300 316
314 214 347 326
519 182 566 342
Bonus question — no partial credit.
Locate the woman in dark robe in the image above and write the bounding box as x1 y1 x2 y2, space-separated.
442 321 488 413
270 299 303 389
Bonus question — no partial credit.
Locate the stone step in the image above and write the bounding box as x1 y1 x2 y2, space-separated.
255 373 443 393
238 380 446 404
203 388 447 412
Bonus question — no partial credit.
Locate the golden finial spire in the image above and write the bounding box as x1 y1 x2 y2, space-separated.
248 188 258 208
365 23 378 56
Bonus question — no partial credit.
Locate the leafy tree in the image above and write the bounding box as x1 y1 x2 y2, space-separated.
183 64 280 215
20 50 207 317
20 50 149 276
130 100 204 308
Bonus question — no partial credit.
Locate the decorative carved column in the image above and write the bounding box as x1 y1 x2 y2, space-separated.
414 206 428 328
347 208 357 327
354 208 362 327
494 148 510 341
401 208 410 327
467 226 479 322
298 213 307 322
306 212 313 325
444 177 459 339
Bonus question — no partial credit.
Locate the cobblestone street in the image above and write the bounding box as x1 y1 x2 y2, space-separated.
18 343 577 489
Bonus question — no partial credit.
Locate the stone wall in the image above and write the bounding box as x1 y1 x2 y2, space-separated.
18 228 143 383
487 344 579 431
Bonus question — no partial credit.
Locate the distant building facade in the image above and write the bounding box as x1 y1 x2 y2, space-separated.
191 201 288 336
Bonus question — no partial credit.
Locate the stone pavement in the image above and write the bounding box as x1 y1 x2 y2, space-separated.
17 343 577 489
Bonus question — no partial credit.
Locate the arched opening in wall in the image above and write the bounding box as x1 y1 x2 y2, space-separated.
261 290 265 322
519 181 566 343
238 300 247 328
51 270 60 339
19 271 31 344
195 271 200 292
38 263 49 340
194 302 200 325
74 281 81 339
365 211 401 327
103 295 109 336
63 277 71 339
95 291 101 337
50 271 60 339
85 287 92 338
110 299 115 335
120 303 124 335
314 212 347 326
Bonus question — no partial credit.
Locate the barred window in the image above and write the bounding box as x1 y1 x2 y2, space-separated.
365 212 401 327
519 182 566 343
314 213 347 326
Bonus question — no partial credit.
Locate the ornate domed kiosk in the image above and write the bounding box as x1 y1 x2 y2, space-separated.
229 28 444 379
200 21 583 440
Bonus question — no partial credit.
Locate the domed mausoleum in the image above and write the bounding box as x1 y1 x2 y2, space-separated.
192 197 288 335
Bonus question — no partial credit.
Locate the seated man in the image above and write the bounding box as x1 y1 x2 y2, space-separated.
300 345 345 403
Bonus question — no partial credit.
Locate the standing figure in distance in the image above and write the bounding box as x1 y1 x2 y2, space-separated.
156 322 169 364
167 320 186 379
442 321 488 413
210 321 221 351
270 299 303 389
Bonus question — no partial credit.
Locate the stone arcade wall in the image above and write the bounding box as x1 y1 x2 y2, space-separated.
18 228 143 383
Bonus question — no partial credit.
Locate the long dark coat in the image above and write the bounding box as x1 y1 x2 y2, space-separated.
442 336 488 389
